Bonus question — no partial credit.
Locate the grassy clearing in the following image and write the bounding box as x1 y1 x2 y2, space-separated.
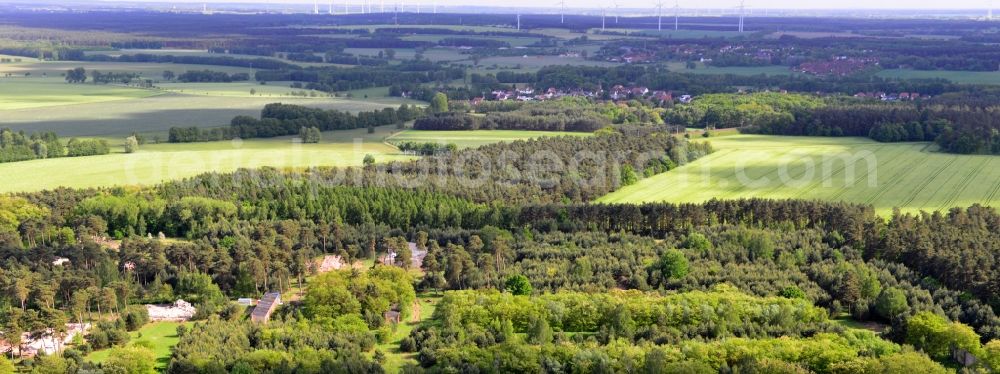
598 135 1000 215
876 69 1000 85
388 129 592 148
86 321 190 370
377 294 441 373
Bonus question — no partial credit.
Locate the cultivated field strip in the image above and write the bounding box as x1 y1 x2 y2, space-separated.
598 135 1000 215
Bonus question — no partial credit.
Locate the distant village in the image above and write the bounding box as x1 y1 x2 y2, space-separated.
480 85 689 104
475 83 923 106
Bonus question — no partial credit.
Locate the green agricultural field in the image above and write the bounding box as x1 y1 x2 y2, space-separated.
615 29 742 38
665 62 798 76
0 126 415 193
155 81 329 97
402 34 542 47
474 55 618 70
83 48 322 67
598 135 1000 215
0 59 254 76
0 83 418 137
0 127 587 193
388 129 592 148
876 69 1000 85
86 321 191 369
0 77 162 110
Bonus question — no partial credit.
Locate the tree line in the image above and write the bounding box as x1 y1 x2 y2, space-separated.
168 103 423 142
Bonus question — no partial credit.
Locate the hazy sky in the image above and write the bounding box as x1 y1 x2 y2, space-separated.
131 0 995 10
433 0 991 8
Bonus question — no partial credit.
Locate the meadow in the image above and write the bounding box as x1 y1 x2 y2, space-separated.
598 135 1000 214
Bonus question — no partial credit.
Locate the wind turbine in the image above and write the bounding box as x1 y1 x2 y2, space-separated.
329 0 334 14
557 0 566 24
655 0 665 31
381 0 385 13
517 12 521 30
989 0 994 20
737 0 747 33
601 7 607 31
313 0 319 14
674 0 679 30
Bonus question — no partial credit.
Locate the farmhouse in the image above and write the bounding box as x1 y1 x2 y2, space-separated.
251 292 282 323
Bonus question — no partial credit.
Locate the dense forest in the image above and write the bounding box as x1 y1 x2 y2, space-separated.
0 110 998 371
3 170 1000 371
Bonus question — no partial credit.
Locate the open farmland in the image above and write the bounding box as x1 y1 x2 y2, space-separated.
876 69 1000 85
0 79 419 136
0 77 162 110
664 62 799 76
0 59 254 76
0 128 588 193
598 135 1000 214
0 126 416 193
388 129 592 148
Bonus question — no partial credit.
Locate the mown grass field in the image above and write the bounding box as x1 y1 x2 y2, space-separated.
388 129 591 148
876 69 1000 85
86 321 190 370
598 135 1000 214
